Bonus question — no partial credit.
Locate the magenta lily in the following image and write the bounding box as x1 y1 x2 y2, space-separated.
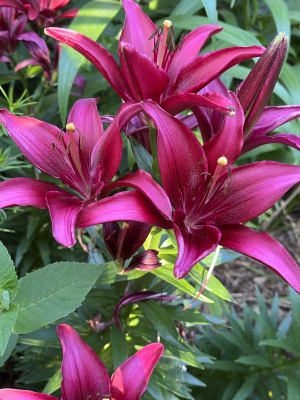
0 6 27 58
79 99 300 293
194 33 300 154
0 98 168 247
45 0 264 117
0 324 164 400
0 0 78 26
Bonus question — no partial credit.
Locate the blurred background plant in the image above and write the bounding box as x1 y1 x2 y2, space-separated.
1 0 300 398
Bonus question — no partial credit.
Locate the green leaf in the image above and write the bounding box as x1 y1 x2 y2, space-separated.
130 137 153 173
0 304 18 356
139 301 186 350
0 332 18 367
0 240 18 304
13 262 102 334
260 338 300 356
264 0 291 39
151 263 213 303
202 0 218 22
110 324 128 369
171 0 203 16
189 264 233 302
43 368 61 395
58 0 121 123
169 15 261 46
287 373 300 400
236 354 271 367
232 374 258 400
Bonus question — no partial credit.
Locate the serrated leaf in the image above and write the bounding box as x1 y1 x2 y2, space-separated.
110 324 128 369
13 262 102 334
0 242 18 302
0 304 18 356
58 0 121 123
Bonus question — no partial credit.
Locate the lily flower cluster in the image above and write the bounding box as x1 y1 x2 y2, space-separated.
1 0 300 294
0 324 164 399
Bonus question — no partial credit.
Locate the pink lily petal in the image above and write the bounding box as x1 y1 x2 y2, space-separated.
161 92 234 116
0 109 77 184
49 0 70 10
219 224 300 293
173 210 221 279
203 92 244 173
243 132 300 153
55 8 78 20
120 0 157 59
141 101 207 212
45 27 129 100
250 105 300 137
57 324 111 400
15 58 43 71
0 178 64 209
111 343 164 400
0 0 25 10
46 191 83 247
102 170 172 220
67 98 103 164
119 42 169 102
201 161 300 225
167 25 222 89
195 78 229 142
0 389 57 400
76 191 172 229
18 31 49 55
169 46 265 95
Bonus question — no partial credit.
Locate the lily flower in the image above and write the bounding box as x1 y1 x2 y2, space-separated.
79 99 300 293
0 98 168 247
45 0 264 118
0 0 78 27
0 324 164 400
0 7 27 58
194 33 300 154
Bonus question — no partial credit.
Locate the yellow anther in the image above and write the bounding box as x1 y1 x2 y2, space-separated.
217 156 228 166
66 122 75 131
163 19 172 29
122 222 130 230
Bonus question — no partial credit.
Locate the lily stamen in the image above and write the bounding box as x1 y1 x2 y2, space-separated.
116 222 130 266
158 20 172 68
206 156 228 199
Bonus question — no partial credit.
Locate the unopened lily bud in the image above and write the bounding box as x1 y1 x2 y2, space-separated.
126 249 161 272
236 32 288 138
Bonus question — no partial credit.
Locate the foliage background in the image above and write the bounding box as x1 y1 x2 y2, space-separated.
1 0 300 398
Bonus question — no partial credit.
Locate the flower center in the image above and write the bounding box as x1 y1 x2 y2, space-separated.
157 20 172 68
